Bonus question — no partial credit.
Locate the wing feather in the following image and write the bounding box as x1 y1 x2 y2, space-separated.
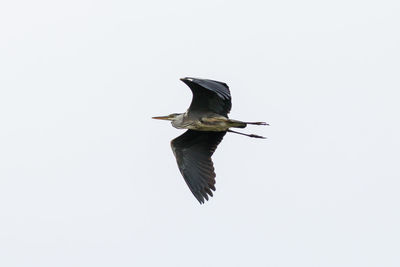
171 130 226 203
180 77 232 116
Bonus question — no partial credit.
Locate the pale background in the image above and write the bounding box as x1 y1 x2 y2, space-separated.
1 1 399 266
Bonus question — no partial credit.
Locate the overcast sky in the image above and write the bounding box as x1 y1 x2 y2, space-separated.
1 0 399 266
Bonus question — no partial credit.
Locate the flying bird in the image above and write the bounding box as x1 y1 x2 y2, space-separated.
153 77 267 204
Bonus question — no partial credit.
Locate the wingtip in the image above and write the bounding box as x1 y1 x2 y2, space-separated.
197 198 205 205
180 77 194 82
194 190 214 204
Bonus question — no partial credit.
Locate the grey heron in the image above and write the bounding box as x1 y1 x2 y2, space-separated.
153 77 267 204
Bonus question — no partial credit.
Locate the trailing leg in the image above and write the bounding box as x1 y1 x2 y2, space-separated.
227 119 269 128
227 129 266 139
244 121 269 126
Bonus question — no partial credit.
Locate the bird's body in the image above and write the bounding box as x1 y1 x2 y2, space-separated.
171 111 246 131
153 77 267 204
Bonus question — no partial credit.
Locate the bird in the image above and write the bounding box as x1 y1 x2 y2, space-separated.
152 77 267 204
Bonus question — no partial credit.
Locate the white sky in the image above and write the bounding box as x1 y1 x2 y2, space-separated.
1 0 399 266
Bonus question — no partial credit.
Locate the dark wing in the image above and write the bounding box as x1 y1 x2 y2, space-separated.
180 77 232 117
171 130 226 204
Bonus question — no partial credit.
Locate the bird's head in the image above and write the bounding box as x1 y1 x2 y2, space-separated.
152 113 182 121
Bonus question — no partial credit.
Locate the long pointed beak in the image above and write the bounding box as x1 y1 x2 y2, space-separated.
152 115 171 120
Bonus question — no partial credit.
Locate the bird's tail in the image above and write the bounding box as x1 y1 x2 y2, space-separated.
228 119 268 128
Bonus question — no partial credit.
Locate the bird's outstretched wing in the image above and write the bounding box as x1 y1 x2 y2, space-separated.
181 77 232 117
170 130 226 204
